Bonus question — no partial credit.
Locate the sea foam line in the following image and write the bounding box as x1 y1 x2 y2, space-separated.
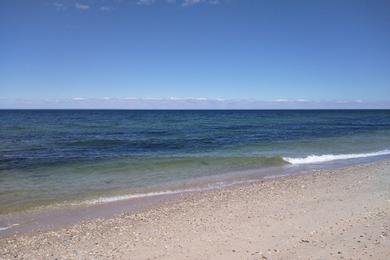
283 149 390 165
0 224 19 232
82 179 256 205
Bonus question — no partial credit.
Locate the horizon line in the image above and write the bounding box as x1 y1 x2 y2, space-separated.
1 108 390 111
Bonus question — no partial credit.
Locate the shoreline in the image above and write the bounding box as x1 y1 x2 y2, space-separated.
1 156 388 238
0 165 291 238
1 159 390 259
2 150 390 216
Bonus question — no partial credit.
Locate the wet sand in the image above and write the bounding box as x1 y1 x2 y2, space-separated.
1 160 390 259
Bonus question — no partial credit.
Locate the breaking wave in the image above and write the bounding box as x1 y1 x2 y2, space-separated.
283 150 390 165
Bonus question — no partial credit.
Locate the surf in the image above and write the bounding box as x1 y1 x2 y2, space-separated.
283 149 390 165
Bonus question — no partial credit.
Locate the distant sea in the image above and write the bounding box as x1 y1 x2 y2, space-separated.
1 110 390 214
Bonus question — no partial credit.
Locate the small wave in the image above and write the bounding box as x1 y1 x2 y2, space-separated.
283 149 390 165
82 179 256 205
83 188 203 205
0 224 19 231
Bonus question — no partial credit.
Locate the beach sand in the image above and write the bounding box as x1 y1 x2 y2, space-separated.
1 160 390 259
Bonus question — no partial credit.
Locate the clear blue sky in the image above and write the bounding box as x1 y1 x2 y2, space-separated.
1 0 389 108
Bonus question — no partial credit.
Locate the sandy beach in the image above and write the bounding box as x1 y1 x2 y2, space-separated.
1 160 390 259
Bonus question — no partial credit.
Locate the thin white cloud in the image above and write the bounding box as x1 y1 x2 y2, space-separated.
99 6 114 11
182 0 219 6
1 98 389 109
143 97 162 100
208 0 219 5
272 98 309 103
52 0 221 10
273 99 289 103
137 0 156 5
53 2 65 9
182 0 202 6
75 3 90 10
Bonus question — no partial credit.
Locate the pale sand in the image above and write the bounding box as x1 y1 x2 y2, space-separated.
1 160 390 259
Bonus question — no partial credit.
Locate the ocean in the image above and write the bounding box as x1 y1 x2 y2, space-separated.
1 109 390 215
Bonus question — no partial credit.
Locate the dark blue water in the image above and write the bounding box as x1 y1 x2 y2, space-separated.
1 110 390 213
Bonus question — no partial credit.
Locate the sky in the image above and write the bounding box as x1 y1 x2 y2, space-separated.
1 0 390 108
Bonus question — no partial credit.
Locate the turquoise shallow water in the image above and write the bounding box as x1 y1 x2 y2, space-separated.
1 110 390 213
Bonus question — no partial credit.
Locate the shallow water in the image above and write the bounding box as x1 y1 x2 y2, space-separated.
1 109 390 214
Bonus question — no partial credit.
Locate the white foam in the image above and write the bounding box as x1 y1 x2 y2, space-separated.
0 224 19 231
83 179 256 205
283 149 390 165
83 188 203 205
